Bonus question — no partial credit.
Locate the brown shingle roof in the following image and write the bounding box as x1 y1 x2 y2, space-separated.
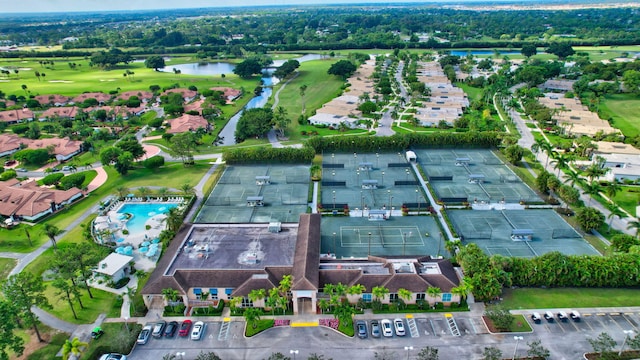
382 273 430 293
291 214 320 291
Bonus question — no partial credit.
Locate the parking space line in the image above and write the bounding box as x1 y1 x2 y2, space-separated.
429 319 438 337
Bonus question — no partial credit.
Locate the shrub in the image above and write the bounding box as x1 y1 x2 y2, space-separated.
42 173 64 185
143 155 165 170
0 169 17 181
59 173 85 190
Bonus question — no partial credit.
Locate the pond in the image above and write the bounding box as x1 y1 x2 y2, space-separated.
449 50 524 57
158 61 235 76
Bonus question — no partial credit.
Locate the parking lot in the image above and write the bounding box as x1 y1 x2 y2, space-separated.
528 310 639 334
128 309 640 359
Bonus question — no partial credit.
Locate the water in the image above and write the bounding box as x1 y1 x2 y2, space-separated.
117 203 178 234
157 54 324 145
449 50 524 57
158 61 235 75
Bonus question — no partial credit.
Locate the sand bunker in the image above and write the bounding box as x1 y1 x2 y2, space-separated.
99 79 116 82
48 80 74 83
18 68 32 71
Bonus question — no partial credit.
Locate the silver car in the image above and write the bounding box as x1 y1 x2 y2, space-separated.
137 324 152 345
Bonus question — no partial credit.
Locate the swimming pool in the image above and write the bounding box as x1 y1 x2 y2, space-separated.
117 203 179 234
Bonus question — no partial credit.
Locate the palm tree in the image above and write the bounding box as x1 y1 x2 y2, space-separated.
62 337 88 360
627 220 640 239
163 207 183 233
426 286 441 306
24 228 32 247
584 163 607 182
243 307 262 329
346 284 365 301
248 289 266 308
531 138 553 170
582 181 601 206
563 170 583 188
299 84 307 115
371 285 389 303
42 224 63 249
136 186 150 200
180 183 195 196
162 288 180 311
605 202 626 234
156 187 169 201
317 299 329 314
450 277 473 304
605 180 622 201
551 153 570 177
398 288 413 306
116 186 129 200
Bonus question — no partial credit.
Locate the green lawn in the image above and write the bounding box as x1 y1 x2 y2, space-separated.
0 258 17 280
269 59 345 141
0 56 255 97
600 93 640 138
613 186 640 217
45 286 118 324
457 83 483 103
501 288 640 310
245 319 274 337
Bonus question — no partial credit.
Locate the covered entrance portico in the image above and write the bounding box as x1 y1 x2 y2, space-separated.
293 290 317 315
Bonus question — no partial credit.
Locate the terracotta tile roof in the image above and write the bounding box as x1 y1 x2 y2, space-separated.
209 87 242 100
0 134 23 154
162 88 197 100
0 180 82 218
0 134 81 158
72 92 112 104
116 91 153 101
41 106 78 119
183 99 204 114
167 114 209 134
34 94 70 105
292 214 321 291
0 109 34 123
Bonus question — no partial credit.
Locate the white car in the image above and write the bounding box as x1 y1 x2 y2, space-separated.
380 319 393 337
99 354 127 360
191 321 205 340
393 318 406 336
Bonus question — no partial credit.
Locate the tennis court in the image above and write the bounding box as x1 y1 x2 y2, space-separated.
320 216 444 258
447 209 599 257
320 152 428 211
412 149 540 203
195 164 310 223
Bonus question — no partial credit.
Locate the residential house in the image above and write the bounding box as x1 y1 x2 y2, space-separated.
162 88 198 103
0 179 83 221
167 114 210 134
0 109 34 124
71 92 112 105
0 134 23 157
116 91 154 103
28 137 83 161
40 106 79 120
209 87 242 103
34 94 71 107
183 99 205 115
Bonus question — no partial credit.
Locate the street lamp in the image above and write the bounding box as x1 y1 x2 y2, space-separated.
619 330 635 356
361 191 365 218
512 336 523 360
290 349 299 360
368 232 372 256
332 232 337 257
405 168 410 181
124 316 129 332
332 190 336 210
404 346 413 360
176 352 185 360
416 188 420 215
356 171 360 186
381 171 385 186
376 152 379 167
331 153 334 164
402 232 407 256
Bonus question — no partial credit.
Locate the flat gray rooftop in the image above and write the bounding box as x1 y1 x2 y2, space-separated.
164 224 299 275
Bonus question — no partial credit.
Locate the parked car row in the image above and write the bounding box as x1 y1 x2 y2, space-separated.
138 320 205 344
531 311 581 324
356 319 406 339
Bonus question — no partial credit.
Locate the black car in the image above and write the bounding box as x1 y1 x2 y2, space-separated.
164 321 178 337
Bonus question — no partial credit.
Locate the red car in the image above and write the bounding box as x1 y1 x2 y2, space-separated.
179 320 192 336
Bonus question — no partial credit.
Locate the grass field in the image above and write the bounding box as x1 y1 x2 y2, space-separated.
0 258 16 279
501 287 640 309
613 186 640 216
457 83 483 102
0 56 258 98
45 286 118 324
600 93 640 138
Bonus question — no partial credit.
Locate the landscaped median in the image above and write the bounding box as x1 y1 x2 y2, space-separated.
243 317 357 337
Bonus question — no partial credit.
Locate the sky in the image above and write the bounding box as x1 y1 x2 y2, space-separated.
2 0 527 14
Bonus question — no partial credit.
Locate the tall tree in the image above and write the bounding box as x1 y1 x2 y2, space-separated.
1 272 51 342
42 223 63 249
170 132 199 165
299 84 308 115
0 300 24 360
